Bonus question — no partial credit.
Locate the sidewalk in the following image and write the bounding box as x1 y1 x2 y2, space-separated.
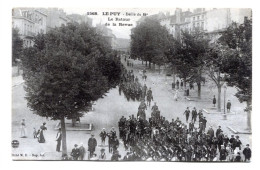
12 75 24 87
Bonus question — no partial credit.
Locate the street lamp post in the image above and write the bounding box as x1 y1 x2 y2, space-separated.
223 84 227 120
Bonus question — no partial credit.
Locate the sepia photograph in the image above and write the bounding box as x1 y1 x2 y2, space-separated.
10 5 253 162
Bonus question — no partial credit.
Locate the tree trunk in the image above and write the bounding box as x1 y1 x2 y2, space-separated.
246 101 251 131
72 118 76 127
61 116 67 157
197 70 202 98
158 65 160 74
184 77 186 90
149 61 151 68
142 60 143 65
145 61 147 67
197 82 201 99
217 85 221 112
173 67 176 83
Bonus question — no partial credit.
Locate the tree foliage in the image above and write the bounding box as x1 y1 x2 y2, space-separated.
130 17 172 67
170 29 210 89
219 18 252 104
22 22 122 120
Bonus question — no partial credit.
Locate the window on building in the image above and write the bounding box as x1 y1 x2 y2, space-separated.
197 16 200 20
193 17 195 21
201 22 204 29
197 22 199 27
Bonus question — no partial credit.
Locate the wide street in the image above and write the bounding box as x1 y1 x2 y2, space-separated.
12 57 251 160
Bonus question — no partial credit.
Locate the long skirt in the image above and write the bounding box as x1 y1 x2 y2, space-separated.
38 130 45 143
20 126 27 137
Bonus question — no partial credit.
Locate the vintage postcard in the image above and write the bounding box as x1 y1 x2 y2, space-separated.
11 7 252 161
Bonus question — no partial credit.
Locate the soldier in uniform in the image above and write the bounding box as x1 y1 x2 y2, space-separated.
191 107 197 123
183 107 190 123
219 145 228 161
216 126 222 138
189 121 194 133
146 88 153 106
207 126 214 140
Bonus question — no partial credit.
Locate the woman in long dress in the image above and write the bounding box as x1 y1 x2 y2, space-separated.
38 122 47 143
20 119 27 138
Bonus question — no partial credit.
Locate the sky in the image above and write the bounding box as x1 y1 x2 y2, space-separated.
63 8 181 39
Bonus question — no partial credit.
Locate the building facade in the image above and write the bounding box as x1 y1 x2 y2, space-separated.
159 8 252 39
12 8 47 47
40 8 70 32
96 23 117 49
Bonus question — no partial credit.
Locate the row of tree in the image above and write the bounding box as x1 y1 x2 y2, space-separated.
130 16 252 130
19 22 123 157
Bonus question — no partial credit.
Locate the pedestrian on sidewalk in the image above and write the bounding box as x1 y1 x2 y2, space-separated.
88 133 97 158
180 80 184 90
172 82 175 90
213 95 216 107
71 144 80 160
227 100 231 113
55 128 62 152
78 143 86 160
183 107 190 123
243 144 251 162
99 128 107 146
38 122 47 143
20 119 27 138
176 80 179 89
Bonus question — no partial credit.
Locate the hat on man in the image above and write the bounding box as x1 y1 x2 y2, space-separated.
101 148 105 151
74 144 78 147
246 144 249 146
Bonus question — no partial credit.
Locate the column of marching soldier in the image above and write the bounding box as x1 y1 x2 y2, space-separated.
68 59 251 161
116 87 252 161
